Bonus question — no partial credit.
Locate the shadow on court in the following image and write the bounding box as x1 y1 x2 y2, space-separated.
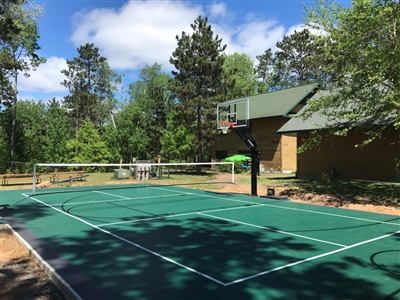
2 190 399 300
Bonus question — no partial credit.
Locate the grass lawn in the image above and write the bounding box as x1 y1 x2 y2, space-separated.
2 170 399 207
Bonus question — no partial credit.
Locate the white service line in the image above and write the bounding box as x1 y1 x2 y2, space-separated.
22 193 227 286
49 193 194 207
261 203 400 226
151 185 266 205
97 203 265 227
224 229 400 286
199 212 347 247
151 186 399 227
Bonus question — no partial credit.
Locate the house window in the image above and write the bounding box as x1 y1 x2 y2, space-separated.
216 151 227 160
238 150 251 155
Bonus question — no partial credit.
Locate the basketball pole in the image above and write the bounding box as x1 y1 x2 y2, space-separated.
233 127 260 197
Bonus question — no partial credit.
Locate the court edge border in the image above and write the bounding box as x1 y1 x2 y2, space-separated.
4 223 82 300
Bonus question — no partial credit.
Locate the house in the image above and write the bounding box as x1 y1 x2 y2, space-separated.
277 91 399 182
213 83 319 172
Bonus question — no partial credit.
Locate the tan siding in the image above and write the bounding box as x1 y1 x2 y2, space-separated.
281 134 297 171
213 117 297 172
297 130 399 181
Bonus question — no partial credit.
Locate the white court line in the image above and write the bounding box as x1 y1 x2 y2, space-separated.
261 203 400 227
199 212 347 247
147 186 400 227
224 229 400 286
49 191 194 207
97 203 265 227
21 193 400 287
22 193 227 286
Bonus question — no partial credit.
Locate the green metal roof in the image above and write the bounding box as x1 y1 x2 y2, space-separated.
277 90 343 133
224 83 319 120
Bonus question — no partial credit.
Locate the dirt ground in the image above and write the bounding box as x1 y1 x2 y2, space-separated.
0 225 67 300
1 177 398 299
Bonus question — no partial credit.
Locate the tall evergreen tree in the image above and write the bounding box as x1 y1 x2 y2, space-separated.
255 48 274 93
0 0 24 105
169 16 226 169
61 43 118 136
0 0 44 169
275 29 325 87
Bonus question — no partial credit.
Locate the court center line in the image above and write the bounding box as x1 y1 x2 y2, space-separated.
224 229 400 286
50 192 194 207
97 203 265 227
22 193 227 286
199 212 347 247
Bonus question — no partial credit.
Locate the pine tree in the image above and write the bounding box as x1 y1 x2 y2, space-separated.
169 16 226 170
275 29 325 87
61 43 118 136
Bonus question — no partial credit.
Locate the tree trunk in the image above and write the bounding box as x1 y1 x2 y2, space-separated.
10 70 18 170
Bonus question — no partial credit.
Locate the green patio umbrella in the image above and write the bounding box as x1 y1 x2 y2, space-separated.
224 154 251 162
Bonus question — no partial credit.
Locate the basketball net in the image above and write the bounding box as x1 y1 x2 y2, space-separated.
219 121 233 134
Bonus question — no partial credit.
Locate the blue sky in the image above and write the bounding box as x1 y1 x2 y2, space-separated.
18 0 323 102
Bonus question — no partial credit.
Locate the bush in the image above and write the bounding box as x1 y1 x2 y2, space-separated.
218 160 244 174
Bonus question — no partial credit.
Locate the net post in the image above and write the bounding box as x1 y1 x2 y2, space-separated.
231 162 235 183
32 164 37 195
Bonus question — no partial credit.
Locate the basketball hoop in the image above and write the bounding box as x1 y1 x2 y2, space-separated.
219 121 233 134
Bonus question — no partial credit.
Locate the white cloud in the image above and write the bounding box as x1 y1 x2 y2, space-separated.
232 20 285 57
208 2 227 18
18 56 68 94
70 1 302 71
286 24 306 36
71 1 203 70
19 1 306 100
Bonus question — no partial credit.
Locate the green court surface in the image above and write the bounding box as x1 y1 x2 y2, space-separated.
1 184 399 300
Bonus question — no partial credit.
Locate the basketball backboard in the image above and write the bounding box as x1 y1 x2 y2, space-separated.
217 98 249 130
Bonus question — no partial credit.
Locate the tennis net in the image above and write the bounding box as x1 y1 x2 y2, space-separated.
31 162 235 195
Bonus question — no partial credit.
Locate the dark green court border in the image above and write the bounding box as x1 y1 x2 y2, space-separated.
3 211 114 300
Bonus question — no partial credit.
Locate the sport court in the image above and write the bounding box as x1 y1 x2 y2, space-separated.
2 183 399 299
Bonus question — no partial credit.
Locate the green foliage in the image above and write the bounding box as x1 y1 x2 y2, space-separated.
222 53 257 99
113 101 151 161
218 160 243 174
44 98 69 163
67 119 113 165
169 16 226 166
0 100 47 172
61 43 119 133
160 111 196 162
128 63 173 158
16 100 47 166
304 0 400 143
0 0 45 166
255 49 274 93
101 123 120 162
275 29 326 87
0 120 8 173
